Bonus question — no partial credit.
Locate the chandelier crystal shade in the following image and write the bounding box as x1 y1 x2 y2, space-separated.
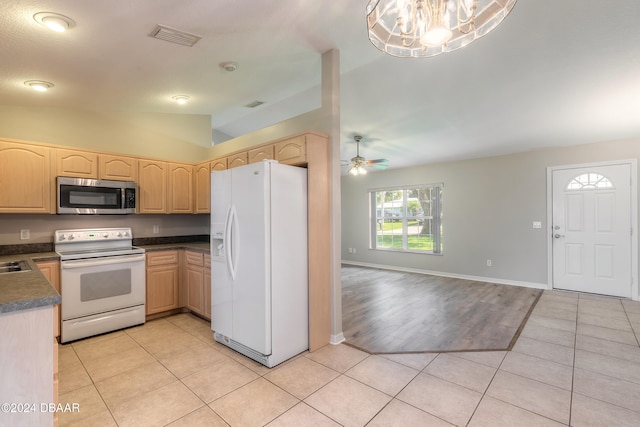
366 0 517 58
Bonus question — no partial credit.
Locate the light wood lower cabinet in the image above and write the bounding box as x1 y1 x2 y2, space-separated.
204 254 211 320
185 251 204 315
145 249 211 320
146 251 180 315
36 260 60 340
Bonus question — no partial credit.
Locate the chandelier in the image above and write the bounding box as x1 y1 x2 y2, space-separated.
366 0 517 58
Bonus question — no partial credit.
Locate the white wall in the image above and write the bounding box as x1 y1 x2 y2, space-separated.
0 105 212 163
341 138 640 289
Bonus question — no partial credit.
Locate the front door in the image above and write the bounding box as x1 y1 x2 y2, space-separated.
551 163 632 298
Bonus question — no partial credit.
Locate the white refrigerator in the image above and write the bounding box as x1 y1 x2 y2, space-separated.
210 160 308 367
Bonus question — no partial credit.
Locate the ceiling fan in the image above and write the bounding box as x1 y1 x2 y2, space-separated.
342 135 388 175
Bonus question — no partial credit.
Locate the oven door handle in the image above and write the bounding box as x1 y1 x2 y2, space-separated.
61 254 146 269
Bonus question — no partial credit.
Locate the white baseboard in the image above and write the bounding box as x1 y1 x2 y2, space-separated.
330 332 345 345
341 260 549 290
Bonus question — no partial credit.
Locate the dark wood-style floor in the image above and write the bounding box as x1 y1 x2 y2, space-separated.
342 265 542 353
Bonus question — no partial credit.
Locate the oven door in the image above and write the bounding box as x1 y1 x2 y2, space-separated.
61 253 145 320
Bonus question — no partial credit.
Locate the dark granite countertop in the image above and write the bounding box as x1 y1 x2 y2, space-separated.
0 240 209 315
0 253 61 314
138 242 210 254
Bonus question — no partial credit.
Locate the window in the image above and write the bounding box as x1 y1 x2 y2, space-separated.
566 173 612 190
370 184 443 254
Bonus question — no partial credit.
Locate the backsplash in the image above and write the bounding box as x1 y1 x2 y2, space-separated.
0 214 210 245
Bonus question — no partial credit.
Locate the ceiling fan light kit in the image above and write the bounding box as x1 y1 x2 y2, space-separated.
366 0 517 58
345 135 388 176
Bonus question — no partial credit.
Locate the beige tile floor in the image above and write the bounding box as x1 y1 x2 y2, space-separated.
58 290 640 426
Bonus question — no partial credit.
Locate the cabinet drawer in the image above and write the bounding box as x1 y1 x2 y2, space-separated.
185 251 204 266
146 250 179 266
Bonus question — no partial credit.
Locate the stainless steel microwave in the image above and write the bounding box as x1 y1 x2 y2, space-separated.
57 177 136 214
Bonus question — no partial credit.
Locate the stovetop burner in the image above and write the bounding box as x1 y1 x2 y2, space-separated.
54 227 144 260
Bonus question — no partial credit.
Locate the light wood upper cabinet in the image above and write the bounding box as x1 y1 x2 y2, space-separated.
99 154 138 181
168 163 193 213
0 141 52 213
248 145 275 164
194 162 210 214
227 152 248 169
138 160 167 213
275 136 306 165
210 158 227 171
56 148 98 178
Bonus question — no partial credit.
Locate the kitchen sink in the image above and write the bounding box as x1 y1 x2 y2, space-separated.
0 260 32 274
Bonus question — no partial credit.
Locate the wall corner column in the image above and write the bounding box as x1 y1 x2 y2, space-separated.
321 49 344 345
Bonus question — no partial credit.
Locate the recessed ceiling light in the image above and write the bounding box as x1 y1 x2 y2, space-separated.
219 62 238 72
172 95 190 105
24 80 54 92
33 12 76 32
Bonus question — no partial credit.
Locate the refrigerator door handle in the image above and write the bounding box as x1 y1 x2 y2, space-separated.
224 205 235 280
225 205 239 281
230 206 240 280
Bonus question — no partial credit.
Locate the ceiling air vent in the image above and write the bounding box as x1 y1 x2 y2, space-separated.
245 101 264 108
151 25 201 47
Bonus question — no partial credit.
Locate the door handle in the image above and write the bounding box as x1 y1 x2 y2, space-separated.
554 234 565 239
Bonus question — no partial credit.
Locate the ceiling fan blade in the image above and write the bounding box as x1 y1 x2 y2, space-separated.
367 159 388 165
372 164 388 170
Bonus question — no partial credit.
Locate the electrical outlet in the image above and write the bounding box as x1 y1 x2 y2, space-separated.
486 259 492 267
20 229 30 240
532 221 542 229
352 248 356 254
152 225 159 234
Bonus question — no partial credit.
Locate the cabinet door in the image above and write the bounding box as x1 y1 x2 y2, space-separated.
227 152 248 169
168 163 193 213
186 265 204 315
146 265 179 314
204 254 211 320
0 141 52 213
248 145 275 164
36 260 60 339
138 160 167 213
99 154 138 181
210 158 227 171
56 149 99 178
194 162 210 214
275 136 306 165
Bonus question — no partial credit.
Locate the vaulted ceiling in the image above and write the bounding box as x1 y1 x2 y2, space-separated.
3 1 640 170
